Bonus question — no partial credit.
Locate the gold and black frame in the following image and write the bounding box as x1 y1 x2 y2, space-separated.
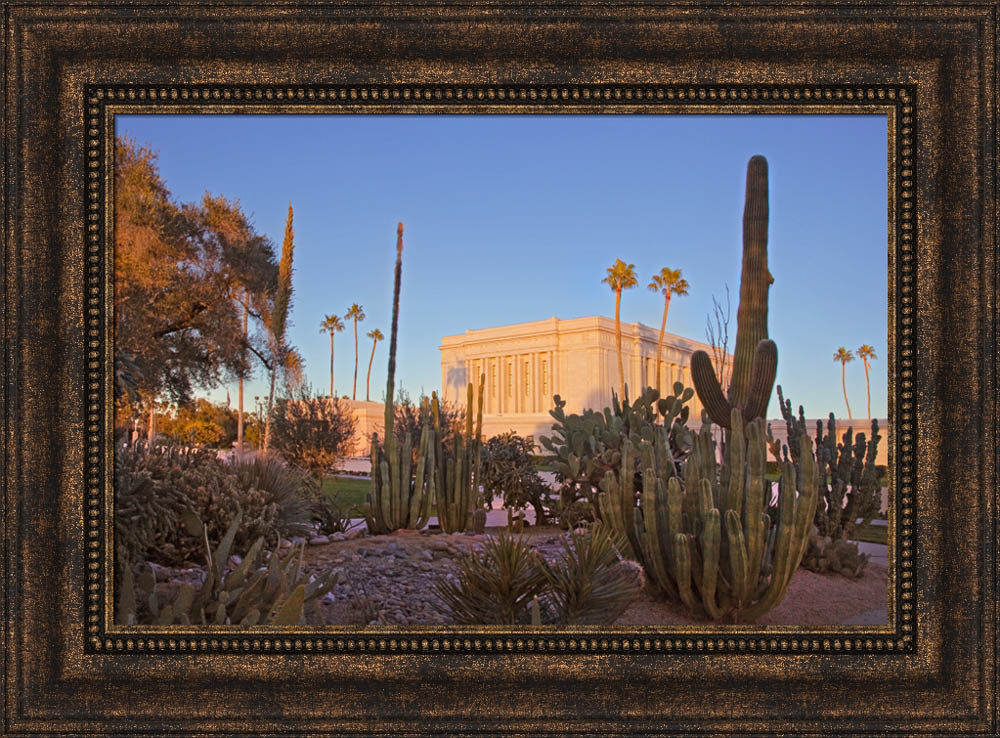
4 6 996 736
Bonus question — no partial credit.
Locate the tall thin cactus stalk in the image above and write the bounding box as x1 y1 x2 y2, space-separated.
362 223 434 533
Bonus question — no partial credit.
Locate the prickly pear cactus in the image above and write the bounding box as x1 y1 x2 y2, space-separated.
691 156 778 428
538 382 695 516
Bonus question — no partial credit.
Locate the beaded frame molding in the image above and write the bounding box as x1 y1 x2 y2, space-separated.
4 3 997 735
87 84 914 657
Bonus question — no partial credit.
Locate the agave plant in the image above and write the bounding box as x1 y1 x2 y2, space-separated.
538 523 641 625
231 454 316 541
433 533 547 625
433 527 641 626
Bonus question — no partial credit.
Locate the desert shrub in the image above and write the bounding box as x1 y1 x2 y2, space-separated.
114 442 202 566
547 492 597 531
433 527 640 626
115 442 308 567
480 432 554 525
311 492 361 535
231 454 316 541
268 385 357 480
392 387 464 454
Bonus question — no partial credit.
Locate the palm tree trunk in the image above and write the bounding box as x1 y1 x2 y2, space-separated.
841 363 852 420
147 402 155 444
329 332 335 400
263 364 276 453
864 360 871 419
352 319 359 400
615 289 625 400
655 294 671 393
365 340 377 402
237 299 248 455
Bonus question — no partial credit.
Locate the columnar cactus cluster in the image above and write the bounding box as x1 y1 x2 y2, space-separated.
766 385 883 577
363 223 436 534
432 376 485 534
691 155 778 428
598 408 818 622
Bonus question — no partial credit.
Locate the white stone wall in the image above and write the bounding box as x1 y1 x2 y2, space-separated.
440 315 725 421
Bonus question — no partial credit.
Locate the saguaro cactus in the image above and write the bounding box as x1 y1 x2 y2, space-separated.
363 223 435 533
598 408 818 622
691 156 778 428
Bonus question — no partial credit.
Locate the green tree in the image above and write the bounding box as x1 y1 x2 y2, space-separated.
319 314 345 399
856 344 877 419
602 259 638 400
647 267 690 393
198 193 279 456
114 137 277 441
834 347 855 420
364 328 384 402
345 303 366 400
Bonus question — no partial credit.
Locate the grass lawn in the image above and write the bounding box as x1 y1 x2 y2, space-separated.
851 523 888 546
321 476 371 509
320 475 440 516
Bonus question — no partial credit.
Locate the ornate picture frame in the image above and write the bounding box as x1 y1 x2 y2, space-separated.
3 3 996 734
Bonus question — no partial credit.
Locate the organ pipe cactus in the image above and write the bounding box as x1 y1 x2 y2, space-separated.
432 375 485 533
598 407 818 622
362 223 436 534
691 156 778 428
766 385 883 577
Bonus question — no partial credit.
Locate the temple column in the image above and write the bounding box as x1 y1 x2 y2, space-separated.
531 352 538 413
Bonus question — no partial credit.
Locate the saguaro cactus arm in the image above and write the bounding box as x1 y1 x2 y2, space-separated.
692 156 778 428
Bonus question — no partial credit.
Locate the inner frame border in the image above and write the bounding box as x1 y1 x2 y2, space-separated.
85 83 915 656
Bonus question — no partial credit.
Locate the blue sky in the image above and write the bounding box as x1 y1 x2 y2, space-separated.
117 114 889 420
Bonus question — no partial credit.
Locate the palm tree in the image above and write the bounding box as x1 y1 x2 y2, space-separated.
345 303 366 400
319 314 345 399
648 267 690 393
602 259 638 400
365 328 384 401
856 344 877 419
833 347 855 420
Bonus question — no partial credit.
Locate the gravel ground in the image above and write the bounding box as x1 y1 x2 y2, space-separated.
146 525 889 627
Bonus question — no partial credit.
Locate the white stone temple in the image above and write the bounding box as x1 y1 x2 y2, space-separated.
439 315 726 444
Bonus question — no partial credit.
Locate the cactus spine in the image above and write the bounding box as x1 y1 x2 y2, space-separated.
363 223 435 534
433 374 485 533
598 408 817 622
691 156 778 428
